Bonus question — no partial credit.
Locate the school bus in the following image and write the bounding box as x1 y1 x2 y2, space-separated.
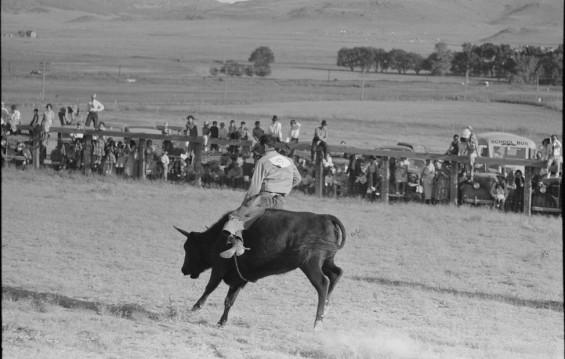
477 132 538 173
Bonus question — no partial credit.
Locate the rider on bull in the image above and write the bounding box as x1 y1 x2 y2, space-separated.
220 134 302 258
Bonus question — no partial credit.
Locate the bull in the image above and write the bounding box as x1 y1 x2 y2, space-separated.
175 209 346 328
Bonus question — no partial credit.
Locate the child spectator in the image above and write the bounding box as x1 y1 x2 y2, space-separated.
160 151 170 181
115 141 126 176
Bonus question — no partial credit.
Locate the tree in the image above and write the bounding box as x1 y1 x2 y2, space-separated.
408 52 425 74
371 48 389 73
249 46 275 67
388 49 411 74
428 42 453 75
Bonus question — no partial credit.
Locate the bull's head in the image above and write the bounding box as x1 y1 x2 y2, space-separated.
175 226 208 279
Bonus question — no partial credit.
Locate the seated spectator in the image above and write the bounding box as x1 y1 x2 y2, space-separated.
14 141 32 169
446 134 460 155
322 153 334 175
490 178 506 209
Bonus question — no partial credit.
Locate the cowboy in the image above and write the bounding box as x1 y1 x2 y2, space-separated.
85 93 104 129
220 134 302 258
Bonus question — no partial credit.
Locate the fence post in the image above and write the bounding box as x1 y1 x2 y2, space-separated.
315 151 323 198
83 134 92 176
382 157 390 204
138 138 146 179
449 161 459 205
33 131 41 169
193 140 202 187
523 166 533 216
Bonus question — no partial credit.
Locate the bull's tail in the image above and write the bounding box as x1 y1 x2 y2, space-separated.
329 215 346 249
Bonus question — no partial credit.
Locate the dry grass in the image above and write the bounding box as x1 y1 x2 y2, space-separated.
1 5 563 358
1 168 563 358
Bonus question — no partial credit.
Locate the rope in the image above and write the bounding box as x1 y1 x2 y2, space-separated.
232 255 250 283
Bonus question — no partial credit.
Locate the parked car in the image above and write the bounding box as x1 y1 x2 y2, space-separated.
459 172 500 207
531 176 562 214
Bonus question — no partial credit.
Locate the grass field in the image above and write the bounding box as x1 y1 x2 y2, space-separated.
1 2 563 358
1 168 563 358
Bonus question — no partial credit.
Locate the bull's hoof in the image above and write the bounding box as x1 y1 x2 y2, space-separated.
191 304 202 311
217 320 226 328
313 319 324 331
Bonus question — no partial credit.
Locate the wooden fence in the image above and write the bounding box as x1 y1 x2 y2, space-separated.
13 125 550 216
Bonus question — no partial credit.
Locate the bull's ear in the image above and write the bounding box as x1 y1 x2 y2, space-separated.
173 226 191 238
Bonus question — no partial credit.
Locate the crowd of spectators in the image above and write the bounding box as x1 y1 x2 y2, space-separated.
1 100 562 213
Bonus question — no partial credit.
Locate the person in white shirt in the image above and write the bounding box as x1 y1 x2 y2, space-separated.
547 134 562 177
286 119 301 143
9 105 21 134
86 93 104 129
268 115 283 142
161 151 170 181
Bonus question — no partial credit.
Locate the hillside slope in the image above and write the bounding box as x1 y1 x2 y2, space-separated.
2 0 561 46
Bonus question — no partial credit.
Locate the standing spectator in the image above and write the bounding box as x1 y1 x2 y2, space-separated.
209 121 219 152
421 159 436 204
218 121 228 152
103 141 116 176
9 105 21 134
92 137 105 173
286 119 301 143
460 126 478 180
252 120 264 143
311 120 328 162
218 121 228 140
160 151 170 181
29 108 40 127
184 115 198 136
202 120 211 152
547 134 562 177
228 120 240 155
1 102 10 128
115 141 126 176
394 157 408 195
268 115 283 142
237 121 249 140
513 169 525 212
365 156 380 196
185 115 198 159
85 93 104 129
124 140 138 178
145 139 156 177
40 104 55 163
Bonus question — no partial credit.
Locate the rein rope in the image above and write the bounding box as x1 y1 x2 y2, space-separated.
232 255 250 282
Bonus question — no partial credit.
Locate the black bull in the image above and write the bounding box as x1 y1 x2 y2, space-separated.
175 209 346 328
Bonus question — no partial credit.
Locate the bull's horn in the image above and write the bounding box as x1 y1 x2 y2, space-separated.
173 226 191 237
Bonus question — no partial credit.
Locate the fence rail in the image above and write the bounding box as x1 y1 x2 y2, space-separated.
11 124 553 216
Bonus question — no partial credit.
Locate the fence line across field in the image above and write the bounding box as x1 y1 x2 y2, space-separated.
17 124 549 216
